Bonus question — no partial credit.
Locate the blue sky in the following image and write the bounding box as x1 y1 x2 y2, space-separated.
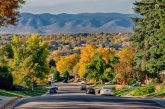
21 0 136 14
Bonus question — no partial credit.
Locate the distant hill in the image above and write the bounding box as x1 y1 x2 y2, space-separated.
0 13 137 34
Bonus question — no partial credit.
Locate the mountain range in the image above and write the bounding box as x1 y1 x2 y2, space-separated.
0 13 137 34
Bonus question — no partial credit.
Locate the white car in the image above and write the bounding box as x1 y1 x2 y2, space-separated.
104 81 112 85
78 81 86 85
100 87 113 95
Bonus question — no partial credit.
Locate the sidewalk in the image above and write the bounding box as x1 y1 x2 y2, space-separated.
0 96 18 109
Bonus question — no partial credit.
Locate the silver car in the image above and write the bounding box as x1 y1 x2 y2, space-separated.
100 87 113 95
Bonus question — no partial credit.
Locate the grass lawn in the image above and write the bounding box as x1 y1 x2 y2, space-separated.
114 87 137 97
0 87 49 97
147 89 165 97
114 85 165 97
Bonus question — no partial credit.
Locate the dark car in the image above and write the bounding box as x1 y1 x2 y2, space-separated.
86 87 95 94
80 84 86 90
63 79 68 83
13 85 24 91
49 87 57 94
95 88 101 94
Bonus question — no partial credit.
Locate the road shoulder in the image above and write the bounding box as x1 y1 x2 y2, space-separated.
152 98 165 108
0 96 19 109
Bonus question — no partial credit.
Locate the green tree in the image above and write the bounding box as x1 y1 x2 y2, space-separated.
103 54 118 81
131 0 165 77
53 68 60 81
11 34 50 87
85 53 105 83
62 71 70 80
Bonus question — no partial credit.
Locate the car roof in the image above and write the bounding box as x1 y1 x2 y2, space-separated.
102 87 112 89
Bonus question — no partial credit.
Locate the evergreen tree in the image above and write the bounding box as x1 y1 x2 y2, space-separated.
53 68 60 81
131 0 165 77
62 71 70 80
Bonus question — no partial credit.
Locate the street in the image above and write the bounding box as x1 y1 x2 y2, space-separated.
13 83 164 109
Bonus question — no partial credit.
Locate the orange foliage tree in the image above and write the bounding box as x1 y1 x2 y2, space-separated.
114 46 142 85
0 0 25 26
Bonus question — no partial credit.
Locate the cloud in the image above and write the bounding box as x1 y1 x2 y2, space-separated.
21 0 136 14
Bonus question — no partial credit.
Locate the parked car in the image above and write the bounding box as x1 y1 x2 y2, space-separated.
63 79 68 83
52 85 58 90
104 81 112 85
49 87 57 94
12 85 24 91
129 82 141 88
80 84 86 90
100 87 113 96
79 81 86 85
86 87 95 94
48 81 51 85
95 88 101 94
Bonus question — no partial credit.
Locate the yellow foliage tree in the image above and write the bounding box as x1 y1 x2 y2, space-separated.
97 46 115 64
77 44 97 77
56 54 79 74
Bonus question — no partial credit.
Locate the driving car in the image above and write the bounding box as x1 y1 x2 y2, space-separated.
49 87 57 94
86 87 95 94
100 87 113 96
80 84 86 90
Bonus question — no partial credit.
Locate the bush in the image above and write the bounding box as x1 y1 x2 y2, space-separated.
115 85 128 91
53 68 60 81
131 85 155 96
0 66 13 90
62 71 70 80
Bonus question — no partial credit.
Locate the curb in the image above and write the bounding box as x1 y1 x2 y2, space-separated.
11 97 29 109
152 99 165 108
122 96 165 108
0 97 20 109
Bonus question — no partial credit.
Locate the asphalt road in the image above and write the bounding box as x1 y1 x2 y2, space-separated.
13 83 164 109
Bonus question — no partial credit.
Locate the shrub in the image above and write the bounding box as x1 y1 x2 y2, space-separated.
127 78 136 85
131 85 155 96
155 84 161 92
53 68 60 81
62 71 70 80
0 66 13 90
115 85 128 91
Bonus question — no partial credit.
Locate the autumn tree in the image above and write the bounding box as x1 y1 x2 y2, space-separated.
0 0 25 26
56 54 79 74
114 46 142 85
97 46 118 81
77 44 97 77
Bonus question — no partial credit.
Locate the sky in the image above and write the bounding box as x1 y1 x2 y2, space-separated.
21 0 136 14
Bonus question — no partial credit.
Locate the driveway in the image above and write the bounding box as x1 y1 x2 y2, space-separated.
13 83 164 109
